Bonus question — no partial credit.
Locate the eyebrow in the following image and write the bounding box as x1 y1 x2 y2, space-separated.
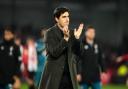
62 15 69 17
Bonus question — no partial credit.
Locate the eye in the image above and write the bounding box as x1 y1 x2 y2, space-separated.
62 16 66 18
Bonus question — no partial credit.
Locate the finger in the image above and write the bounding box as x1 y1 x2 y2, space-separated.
65 25 68 31
63 26 67 31
67 29 69 33
63 29 68 34
80 23 84 27
63 29 69 36
63 29 66 34
63 26 68 31
65 29 69 34
74 28 77 33
79 23 84 30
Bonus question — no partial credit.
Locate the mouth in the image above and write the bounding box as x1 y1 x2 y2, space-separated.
65 22 69 24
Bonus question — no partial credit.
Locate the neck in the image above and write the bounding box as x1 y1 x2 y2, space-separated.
56 23 64 31
86 38 94 45
4 39 14 45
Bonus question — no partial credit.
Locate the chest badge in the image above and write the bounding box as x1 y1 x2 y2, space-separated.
94 44 98 54
0 46 4 50
9 46 14 56
84 45 89 50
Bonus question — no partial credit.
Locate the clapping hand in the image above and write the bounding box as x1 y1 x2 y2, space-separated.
74 23 84 39
63 26 70 41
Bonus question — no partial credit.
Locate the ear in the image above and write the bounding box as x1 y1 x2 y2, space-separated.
55 17 58 23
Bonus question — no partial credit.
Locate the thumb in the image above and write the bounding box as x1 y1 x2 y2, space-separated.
79 23 84 30
74 28 77 33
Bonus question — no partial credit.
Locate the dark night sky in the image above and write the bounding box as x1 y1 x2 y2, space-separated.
0 0 128 47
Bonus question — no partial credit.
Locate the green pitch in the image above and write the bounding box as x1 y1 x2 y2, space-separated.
102 85 128 89
21 83 128 89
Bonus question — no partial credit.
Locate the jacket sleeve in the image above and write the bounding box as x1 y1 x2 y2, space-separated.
76 57 82 74
46 31 68 58
14 45 22 77
70 31 82 57
98 44 106 72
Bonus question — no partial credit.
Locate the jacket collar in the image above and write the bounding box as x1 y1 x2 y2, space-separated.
54 25 64 40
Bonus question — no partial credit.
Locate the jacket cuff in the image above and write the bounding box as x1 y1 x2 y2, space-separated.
62 39 68 49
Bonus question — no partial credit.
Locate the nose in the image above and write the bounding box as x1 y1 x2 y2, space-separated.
66 17 69 22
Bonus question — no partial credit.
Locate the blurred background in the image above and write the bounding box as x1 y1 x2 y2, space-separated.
0 0 128 89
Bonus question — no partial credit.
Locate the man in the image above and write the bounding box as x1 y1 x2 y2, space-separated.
76 25 106 89
38 7 84 89
35 28 47 87
0 26 21 89
26 37 37 89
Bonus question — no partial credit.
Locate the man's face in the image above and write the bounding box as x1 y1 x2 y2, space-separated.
15 39 21 46
4 30 14 41
55 12 69 27
86 28 95 40
27 39 35 46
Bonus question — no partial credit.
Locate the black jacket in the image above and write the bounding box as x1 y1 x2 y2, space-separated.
0 39 21 85
77 40 106 83
38 25 79 89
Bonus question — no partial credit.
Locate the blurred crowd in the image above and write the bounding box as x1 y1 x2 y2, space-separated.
0 25 128 89
0 26 47 89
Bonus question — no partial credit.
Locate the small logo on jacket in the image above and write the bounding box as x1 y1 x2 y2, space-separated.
0 46 4 50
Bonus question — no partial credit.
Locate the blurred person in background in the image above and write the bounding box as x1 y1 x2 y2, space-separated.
21 37 37 89
113 34 128 86
14 36 23 55
21 45 29 82
38 6 84 89
116 54 128 86
34 27 47 87
76 25 106 89
15 36 23 71
0 26 21 89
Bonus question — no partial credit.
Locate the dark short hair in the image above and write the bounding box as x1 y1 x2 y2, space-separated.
4 26 15 34
53 6 70 18
86 25 95 31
